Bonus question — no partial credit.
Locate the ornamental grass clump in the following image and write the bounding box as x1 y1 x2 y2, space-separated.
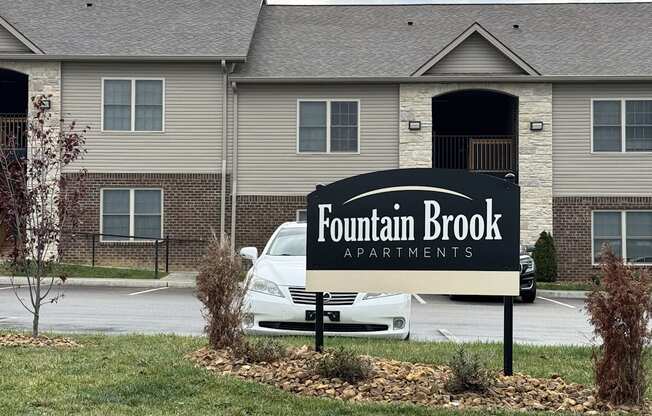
196 235 247 350
585 246 652 405
314 347 373 383
445 346 493 394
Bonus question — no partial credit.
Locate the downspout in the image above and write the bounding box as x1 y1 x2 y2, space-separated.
219 60 229 243
230 81 238 250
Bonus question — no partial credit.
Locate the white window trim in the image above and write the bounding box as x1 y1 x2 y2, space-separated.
101 77 166 133
590 98 652 154
296 98 361 155
591 210 652 266
100 188 164 243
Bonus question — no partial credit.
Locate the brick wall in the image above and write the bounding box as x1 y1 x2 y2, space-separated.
59 172 224 270
553 196 652 281
235 195 306 252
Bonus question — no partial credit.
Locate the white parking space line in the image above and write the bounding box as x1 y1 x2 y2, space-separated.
412 294 427 304
0 317 17 322
438 328 458 342
537 296 576 309
127 287 169 296
0 286 20 291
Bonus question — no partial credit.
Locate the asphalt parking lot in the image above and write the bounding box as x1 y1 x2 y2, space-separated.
0 285 593 345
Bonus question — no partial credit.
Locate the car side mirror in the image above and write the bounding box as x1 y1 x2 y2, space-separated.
239 247 258 262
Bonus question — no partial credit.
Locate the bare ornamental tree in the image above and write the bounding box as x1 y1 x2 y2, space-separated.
0 95 87 337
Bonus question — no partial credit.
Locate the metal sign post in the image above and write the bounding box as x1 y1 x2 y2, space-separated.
315 291 324 352
503 172 516 376
504 295 514 376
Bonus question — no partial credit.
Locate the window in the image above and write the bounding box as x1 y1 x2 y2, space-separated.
592 99 652 152
298 100 359 153
101 189 163 241
103 79 164 132
593 211 652 264
296 209 307 222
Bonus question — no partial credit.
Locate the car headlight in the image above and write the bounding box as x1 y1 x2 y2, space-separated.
363 292 400 300
520 256 536 274
248 276 285 298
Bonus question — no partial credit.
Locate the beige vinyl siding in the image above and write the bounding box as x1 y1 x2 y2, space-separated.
425 33 525 75
0 25 30 53
236 84 399 195
62 62 222 173
553 83 652 196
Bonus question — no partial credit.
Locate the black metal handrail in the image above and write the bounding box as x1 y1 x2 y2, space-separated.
62 231 207 279
0 113 27 151
434 134 516 173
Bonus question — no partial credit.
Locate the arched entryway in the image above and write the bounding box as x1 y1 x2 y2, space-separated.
0 67 28 257
432 89 518 180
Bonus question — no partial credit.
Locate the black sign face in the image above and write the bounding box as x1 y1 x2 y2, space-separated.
305 169 520 295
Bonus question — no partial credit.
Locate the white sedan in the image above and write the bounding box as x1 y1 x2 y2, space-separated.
239 222 411 339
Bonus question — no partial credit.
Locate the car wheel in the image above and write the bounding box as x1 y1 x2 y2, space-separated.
520 283 537 303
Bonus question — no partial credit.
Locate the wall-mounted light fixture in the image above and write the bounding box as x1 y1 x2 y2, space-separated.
530 121 544 131
39 99 51 110
408 121 421 131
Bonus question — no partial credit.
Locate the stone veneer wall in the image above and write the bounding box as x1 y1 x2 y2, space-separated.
59 173 224 270
0 61 61 258
399 83 553 244
0 61 61 122
553 196 652 281
235 195 307 252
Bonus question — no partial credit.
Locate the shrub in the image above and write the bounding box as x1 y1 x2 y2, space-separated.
445 346 493 394
237 338 287 363
196 235 246 350
314 347 372 383
532 231 558 282
585 247 652 405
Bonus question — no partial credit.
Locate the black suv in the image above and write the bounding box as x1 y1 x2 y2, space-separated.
519 254 536 303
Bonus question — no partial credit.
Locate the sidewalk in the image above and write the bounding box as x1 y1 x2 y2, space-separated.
0 271 198 289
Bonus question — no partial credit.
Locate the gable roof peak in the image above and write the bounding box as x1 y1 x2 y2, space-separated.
412 21 539 77
0 14 43 54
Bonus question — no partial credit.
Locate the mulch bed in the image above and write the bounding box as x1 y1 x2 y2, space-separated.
188 345 651 414
0 333 81 348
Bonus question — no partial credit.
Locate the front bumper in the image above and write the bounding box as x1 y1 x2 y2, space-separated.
520 271 536 292
244 289 411 339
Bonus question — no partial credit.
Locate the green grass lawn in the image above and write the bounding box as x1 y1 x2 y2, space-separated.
0 333 614 416
538 281 592 291
0 263 167 279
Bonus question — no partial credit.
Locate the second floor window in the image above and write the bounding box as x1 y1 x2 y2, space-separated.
298 100 359 153
103 79 164 132
592 99 652 152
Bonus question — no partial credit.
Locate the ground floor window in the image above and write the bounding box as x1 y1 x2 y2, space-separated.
101 189 163 241
593 210 652 264
296 209 307 222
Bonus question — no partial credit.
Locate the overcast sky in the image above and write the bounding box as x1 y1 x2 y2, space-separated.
268 0 649 4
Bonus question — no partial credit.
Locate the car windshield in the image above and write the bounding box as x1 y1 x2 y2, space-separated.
267 227 306 256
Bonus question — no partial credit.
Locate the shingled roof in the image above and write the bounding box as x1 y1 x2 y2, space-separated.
237 2 652 78
0 0 262 58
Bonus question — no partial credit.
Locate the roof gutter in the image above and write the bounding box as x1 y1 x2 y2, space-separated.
0 54 247 62
230 75 652 84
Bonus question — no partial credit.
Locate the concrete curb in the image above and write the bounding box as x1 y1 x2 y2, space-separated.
538 289 587 300
0 276 196 289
